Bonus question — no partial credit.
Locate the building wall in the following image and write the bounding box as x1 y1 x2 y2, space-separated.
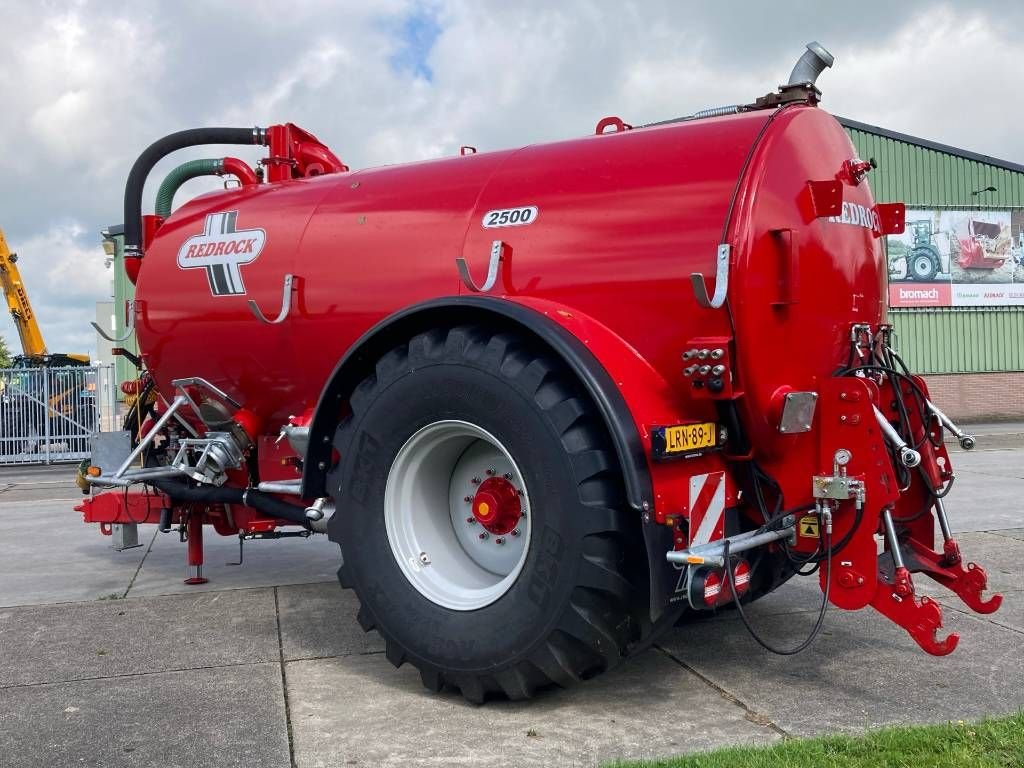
923 372 1024 423
889 307 1024 373
844 125 1024 208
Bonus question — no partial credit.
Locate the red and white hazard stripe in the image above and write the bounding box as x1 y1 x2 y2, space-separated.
688 471 726 546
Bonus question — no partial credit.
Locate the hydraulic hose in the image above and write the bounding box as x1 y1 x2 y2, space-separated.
148 477 311 529
123 127 267 257
154 158 258 218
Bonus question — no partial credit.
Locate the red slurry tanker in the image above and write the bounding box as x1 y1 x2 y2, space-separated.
80 43 1002 702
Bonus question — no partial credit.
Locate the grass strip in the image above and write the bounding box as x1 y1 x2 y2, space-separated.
607 711 1024 768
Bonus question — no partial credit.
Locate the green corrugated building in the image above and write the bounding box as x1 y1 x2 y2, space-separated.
99 225 138 395
841 118 1023 422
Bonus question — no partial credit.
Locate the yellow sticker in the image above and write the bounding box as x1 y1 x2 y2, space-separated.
478 502 490 516
799 515 820 537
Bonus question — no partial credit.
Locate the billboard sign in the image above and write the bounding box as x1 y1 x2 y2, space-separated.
886 209 1024 307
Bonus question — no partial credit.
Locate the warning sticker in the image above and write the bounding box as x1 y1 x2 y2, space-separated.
799 515 820 538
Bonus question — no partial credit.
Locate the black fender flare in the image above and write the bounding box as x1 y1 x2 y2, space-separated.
302 296 676 625
302 296 652 508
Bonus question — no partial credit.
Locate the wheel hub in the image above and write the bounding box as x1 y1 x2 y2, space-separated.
471 476 522 535
384 420 532 611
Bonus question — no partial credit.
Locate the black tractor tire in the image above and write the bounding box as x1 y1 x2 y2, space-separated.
326 325 643 702
908 247 940 281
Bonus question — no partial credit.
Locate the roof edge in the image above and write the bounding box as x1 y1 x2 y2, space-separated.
837 116 1024 175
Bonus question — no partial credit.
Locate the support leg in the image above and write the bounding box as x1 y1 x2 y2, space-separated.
184 513 208 585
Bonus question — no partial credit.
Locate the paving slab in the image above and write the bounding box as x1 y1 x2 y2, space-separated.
991 528 1024 540
0 499 151 607
659 602 1024 737
0 663 289 768
277 581 384 660
952 447 1024 480
287 650 777 768
940 590 1024 635
127 526 342 597
942 456 1024 532
944 531 1024 594
0 588 279 687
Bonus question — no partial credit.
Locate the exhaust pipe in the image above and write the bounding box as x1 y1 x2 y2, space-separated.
787 42 835 87
641 41 836 129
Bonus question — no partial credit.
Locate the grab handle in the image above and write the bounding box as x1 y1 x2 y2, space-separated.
248 274 296 325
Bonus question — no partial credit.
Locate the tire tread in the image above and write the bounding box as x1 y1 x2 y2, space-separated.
330 324 640 702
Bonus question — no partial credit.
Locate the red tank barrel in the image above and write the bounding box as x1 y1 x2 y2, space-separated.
79 42 1001 702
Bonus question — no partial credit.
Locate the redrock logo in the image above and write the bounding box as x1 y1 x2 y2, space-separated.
177 211 266 296
826 202 881 233
900 287 939 301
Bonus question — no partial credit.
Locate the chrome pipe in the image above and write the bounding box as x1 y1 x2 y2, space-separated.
257 480 303 496
927 400 976 450
666 524 795 568
113 395 188 478
873 406 921 467
172 376 241 409
787 41 835 87
934 496 954 543
88 466 186 487
882 509 906 570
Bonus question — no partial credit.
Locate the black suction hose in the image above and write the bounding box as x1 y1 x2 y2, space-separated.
148 477 311 530
123 127 267 257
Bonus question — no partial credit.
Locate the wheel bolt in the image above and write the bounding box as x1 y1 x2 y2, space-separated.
478 532 489 540
495 537 505 545
466 517 476 524
486 468 495 476
504 472 513 480
471 477 481 485
464 495 472 503
511 529 520 537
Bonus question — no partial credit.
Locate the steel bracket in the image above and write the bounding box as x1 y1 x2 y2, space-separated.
691 244 730 309
91 299 136 342
248 274 296 325
457 240 505 293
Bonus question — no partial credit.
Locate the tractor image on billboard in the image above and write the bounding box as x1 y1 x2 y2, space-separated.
905 219 945 281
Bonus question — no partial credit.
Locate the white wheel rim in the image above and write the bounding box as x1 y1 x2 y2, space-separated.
384 420 532 611
913 255 933 276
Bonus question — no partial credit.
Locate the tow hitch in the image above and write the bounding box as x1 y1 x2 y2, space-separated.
668 324 1003 656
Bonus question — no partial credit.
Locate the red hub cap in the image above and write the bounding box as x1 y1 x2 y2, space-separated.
471 476 522 535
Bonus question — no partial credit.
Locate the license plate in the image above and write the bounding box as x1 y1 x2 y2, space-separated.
651 422 717 459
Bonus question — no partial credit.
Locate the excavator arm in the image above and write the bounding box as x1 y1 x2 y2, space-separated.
0 227 89 366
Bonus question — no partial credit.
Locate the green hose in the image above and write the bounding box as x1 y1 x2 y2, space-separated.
154 158 225 218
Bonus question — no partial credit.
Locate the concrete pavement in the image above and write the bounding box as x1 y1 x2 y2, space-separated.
0 430 1021 767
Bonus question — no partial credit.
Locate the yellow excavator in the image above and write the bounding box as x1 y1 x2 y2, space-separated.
0 227 90 367
0 227 92 455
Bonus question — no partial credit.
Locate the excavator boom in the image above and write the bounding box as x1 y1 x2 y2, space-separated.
0 228 89 367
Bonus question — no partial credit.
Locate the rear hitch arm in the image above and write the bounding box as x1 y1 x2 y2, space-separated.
872 509 960 656
902 536 1003 615
870 586 959 656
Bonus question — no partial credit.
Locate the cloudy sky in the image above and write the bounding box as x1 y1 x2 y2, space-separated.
1 0 1021 360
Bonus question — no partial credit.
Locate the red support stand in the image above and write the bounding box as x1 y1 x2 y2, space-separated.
184 513 209 585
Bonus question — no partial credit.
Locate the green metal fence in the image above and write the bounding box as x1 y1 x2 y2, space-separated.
889 307 1024 374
